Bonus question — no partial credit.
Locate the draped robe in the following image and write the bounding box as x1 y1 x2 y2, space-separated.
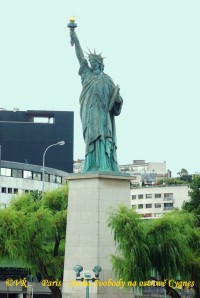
79 59 123 172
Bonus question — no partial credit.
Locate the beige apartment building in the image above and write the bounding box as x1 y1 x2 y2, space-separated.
0 160 67 208
73 159 190 219
131 184 189 218
119 160 171 187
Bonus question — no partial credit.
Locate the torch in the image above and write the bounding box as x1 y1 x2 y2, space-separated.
67 16 77 46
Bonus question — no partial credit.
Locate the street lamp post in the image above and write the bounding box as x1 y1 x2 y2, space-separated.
42 141 65 200
73 265 101 298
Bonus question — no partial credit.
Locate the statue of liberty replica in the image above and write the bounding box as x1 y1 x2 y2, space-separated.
68 18 123 173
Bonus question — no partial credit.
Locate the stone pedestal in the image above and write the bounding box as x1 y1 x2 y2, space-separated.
62 173 133 298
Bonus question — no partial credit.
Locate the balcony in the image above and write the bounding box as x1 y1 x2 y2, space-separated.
163 206 174 211
163 197 174 202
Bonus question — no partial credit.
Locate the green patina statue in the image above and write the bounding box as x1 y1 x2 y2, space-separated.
68 19 123 173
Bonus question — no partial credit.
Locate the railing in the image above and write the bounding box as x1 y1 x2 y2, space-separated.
0 281 51 295
163 197 174 202
163 206 174 211
135 286 194 298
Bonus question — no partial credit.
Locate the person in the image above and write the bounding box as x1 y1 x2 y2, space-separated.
70 30 123 172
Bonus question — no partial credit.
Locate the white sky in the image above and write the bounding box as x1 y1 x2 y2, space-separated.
0 0 199 176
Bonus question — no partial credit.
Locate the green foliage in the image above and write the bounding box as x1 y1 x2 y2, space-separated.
108 205 151 281
147 210 196 279
177 168 189 177
0 185 68 296
44 186 68 212
180 175 192 182
108 206 200 291
0 208 24 259
182 174 200 292
157 178 187 186
175 168 192 182
182 175 200 218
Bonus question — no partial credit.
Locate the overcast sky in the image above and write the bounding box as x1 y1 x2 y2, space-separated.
0 0 199 176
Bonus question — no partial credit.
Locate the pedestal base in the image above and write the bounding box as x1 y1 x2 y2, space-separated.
62 173 133 298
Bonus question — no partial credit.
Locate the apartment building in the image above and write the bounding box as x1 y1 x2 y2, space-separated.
0 160 68 208
131 184 189 218
119 160 171 187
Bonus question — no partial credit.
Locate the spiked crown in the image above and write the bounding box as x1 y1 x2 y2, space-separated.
85 49 105 64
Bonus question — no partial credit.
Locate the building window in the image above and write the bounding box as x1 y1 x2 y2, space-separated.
132 205 136 209
24 190 29 193
32 116 54 123
50 175 58 183
23 171 32 179
146 204 152 208
132 195 136 200
44 173 49 182
155 213 162 217
8 188 13 194
14 188 18 194
155 193 161 198
50 175 62 183
56 176 62 184
2 187 7 193
155 203 161 208
1 168 11 176
138 194 143 199
143 213 152 218
146 194 152 199
33 172 42 181
50 175 55 183
12 169 23 178
138 204 143 209
164 203 173 210
164 193 173 199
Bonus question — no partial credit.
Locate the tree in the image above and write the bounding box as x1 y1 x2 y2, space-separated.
0 185 68 298
182 174 200 296
108 206 200 298
176 168 192 182
177 168 189 177
108 206 151 283
182 175 200 220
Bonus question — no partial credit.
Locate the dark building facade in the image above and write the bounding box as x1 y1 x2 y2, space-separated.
0 109 74 173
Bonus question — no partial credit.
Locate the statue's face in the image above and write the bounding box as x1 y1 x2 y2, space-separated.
89 58 100 71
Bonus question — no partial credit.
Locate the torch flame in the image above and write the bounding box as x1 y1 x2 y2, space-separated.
69 16 75 23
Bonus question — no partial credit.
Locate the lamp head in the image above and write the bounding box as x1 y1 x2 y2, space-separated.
57 141 65 146
84 273 91 279
93 265 101 278
73 265 83 277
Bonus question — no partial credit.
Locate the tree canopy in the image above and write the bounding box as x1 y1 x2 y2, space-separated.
0 185 68 298
177 168 189 177
183 175 200 220
108 205 200 298
177 168 192 182
182 174 200 296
